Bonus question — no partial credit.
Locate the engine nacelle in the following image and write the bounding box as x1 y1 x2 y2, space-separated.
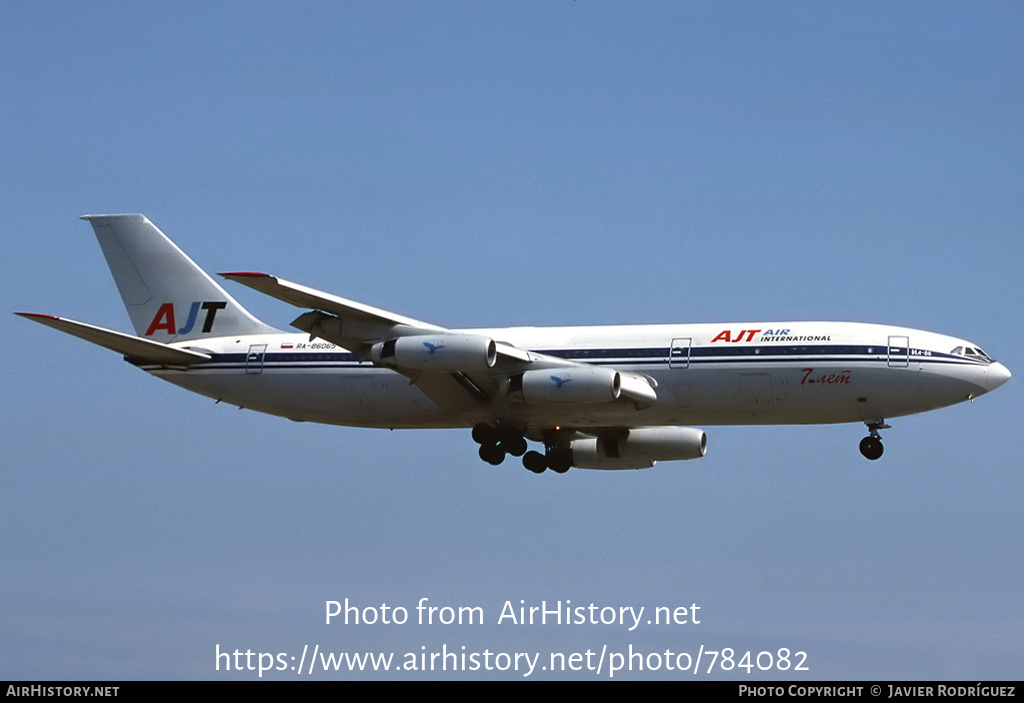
570 427 707 470
510 367 621 405
371 334 497 372
568 438 655 470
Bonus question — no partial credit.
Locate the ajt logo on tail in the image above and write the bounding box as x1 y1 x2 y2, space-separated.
145 301 227 336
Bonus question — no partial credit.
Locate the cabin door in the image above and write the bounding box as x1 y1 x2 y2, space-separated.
669 337 691 369
887 336 909 368
246 344 267 374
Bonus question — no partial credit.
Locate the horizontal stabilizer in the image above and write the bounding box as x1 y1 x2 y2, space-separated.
15 313 211 366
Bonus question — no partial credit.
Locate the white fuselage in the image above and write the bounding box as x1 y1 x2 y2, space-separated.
145 320 1007 432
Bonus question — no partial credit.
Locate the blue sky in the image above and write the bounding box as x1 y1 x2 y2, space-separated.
2 2 1021 680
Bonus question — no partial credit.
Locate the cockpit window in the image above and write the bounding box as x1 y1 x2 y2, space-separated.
953 346 993 363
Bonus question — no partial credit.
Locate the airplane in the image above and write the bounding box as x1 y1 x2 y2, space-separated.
16 214 1011 472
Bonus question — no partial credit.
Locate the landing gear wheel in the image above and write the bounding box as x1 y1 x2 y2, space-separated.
859 436 884 460
502 436 528 457
523 451 547 474
472 423 497 445
860 419 890 460
479 443 505 466
546 448 572 474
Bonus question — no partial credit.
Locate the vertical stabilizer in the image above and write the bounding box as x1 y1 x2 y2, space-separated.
82 214 270 342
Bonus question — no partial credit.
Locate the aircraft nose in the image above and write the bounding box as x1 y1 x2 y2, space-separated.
987 362 1011 392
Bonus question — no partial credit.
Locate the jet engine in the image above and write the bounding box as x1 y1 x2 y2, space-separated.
569 427 707 470
510 367 622 404
371 334 497 372
509 367 657 406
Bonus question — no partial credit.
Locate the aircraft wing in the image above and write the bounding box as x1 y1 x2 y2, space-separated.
221 272 656 410
221 271 531 363
15 313 212 366
219 272 443 336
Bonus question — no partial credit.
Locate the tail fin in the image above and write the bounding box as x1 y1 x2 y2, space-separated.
82 214 271 342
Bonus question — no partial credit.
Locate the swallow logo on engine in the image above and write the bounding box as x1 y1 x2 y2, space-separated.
422 341 447 355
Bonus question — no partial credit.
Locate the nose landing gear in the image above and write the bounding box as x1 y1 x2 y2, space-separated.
859 436 883 460
859 420 891 460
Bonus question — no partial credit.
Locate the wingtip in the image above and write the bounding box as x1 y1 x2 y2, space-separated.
79 213 147 222
220 271 272 279
14 312 58 320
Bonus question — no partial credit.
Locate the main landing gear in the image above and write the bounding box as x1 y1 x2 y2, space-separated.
523 448 571 474
472 422 571 474
859 420 891 460
473 422 526 465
